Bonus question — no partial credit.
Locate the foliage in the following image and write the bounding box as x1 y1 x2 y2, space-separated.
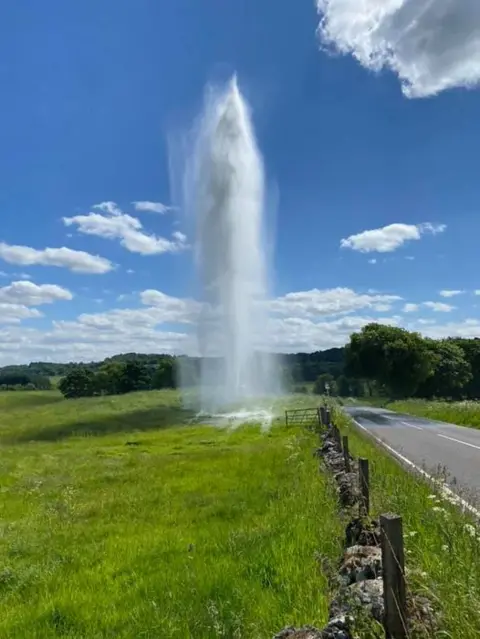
345 323 435 398
0 391 342 637
416 339 472 399
58 368 96 399
58 358 177 399
0 372 52 391
313 373 337 396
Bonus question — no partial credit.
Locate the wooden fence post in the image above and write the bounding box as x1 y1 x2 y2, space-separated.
380 514 407 639
359 458 370 517
335 426 342 449
285 410 288 427
320 406 326 426
342 435 350 472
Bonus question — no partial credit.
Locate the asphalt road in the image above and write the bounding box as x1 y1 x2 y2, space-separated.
344 405 480 497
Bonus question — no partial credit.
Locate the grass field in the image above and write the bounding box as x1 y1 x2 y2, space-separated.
0 390 342 638
335 405 480 638
386 398 480 430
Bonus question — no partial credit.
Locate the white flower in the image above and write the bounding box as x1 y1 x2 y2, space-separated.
432 506 447 515
408 531 417 537
464 524 476 537
441 545 448 551
427 494 438 500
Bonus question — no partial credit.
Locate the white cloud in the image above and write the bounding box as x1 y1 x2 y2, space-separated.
93 201 122 216
474 290 480 296
0 281 72 306
132 201 173 214
417 319 480 340
0 304 42 325
316 0 480 98
340 222 446 253
439 289 464 298
64 203 187 256
403 303 419 313
368 258 377 264
423 301 455 312
0 283 477 364
0 243 113 274
270 287 401 317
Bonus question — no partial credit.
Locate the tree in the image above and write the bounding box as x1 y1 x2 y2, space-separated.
345 323 435 399
313 373 336 395
416 339 472 399
58 368 96 399
451 338 480 399
152 359 176 389
117 361 152 394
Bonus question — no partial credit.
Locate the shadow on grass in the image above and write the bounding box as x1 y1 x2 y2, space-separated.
0 393 64 410
7 405 197 443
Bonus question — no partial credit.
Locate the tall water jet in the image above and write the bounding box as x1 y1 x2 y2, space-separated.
183 76 279 413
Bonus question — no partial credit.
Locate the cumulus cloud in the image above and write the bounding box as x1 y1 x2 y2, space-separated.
0 304 42 324
0 281 72 306
132 201 173 214
270 287 401 317
0 243 113 274
64 202 187 256
423 301 455 312
341 222 446 253
0 283 477 364
439 289 464 297
403 303 419 313
316 0 480 98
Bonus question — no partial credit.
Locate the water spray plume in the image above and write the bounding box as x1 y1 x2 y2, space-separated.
181 75 280 415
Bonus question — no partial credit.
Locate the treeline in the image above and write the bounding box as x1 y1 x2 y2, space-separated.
345 323 480 400
0 373 52 392
0 349 346 384
59 358 176 399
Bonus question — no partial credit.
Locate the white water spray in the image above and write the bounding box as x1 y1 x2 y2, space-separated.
182 76 280 414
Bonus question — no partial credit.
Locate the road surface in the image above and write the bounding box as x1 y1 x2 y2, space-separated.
344 405 480 497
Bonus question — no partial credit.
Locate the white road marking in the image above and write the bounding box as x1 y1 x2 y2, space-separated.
385 415 423 430
349 416 480 520
400 420 424 431
437 433 480 451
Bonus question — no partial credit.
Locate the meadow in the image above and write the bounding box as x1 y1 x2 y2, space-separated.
0 389 342 638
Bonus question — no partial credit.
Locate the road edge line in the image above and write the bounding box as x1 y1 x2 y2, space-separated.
348 415 480 521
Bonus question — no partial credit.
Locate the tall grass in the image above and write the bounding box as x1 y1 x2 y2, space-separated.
335 406 480 637
0 390 342 638
389 398 480 430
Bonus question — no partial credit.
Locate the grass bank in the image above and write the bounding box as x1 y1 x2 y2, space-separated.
0 390 342 638
386 398 480 430
335 405 480 637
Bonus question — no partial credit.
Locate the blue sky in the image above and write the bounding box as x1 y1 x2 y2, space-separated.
1 0 480 363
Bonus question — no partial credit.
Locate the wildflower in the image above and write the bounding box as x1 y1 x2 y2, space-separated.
441 545 448 551
464 523 476 537
408 531 418 537
427 494 438 500
432 506 447 514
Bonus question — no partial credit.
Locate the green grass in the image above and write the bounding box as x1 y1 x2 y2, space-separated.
334 405 480 638
386 398 480 430
0 390 342 638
